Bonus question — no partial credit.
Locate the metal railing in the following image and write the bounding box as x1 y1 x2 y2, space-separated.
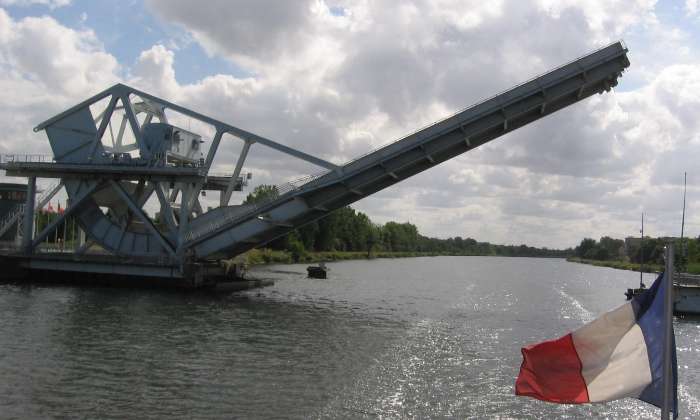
0 154 54 164
343 40 628 167
677 273 700 287
36 180 62 209
0 204 25 238
0 240 21 251
0 180 62 239
0 153 208 170
185 170 329 243
0 241 80 253
184 206 254 243
206 172 235 178
183 42 628 247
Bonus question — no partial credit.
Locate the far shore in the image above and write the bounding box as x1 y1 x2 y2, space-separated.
235 249 567 266
567 256 667 273
234 252 700 276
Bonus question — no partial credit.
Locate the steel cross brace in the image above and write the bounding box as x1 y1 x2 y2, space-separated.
30 181 101 250
109 180 176 256
35 84 339 171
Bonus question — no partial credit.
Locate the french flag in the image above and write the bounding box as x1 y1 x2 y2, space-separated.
515 272 677 416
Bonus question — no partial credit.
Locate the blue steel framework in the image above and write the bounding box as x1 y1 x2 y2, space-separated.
0 42 630 285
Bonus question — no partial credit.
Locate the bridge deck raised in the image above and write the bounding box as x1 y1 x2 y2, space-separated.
187 41 631 259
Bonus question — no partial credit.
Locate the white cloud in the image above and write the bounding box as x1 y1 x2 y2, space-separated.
3 1 700 249
0 0 70 8
0 8 120 175
0 14 119 96
131 44 178 95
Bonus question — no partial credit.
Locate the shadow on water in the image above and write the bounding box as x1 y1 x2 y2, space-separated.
0 277 406 418
255 268 306 276
676 313 700 323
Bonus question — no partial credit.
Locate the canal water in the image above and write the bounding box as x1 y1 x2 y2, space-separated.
1 257 699 419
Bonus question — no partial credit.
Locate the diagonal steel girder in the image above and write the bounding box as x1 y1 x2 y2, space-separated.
31 181 101 250
109 180 176 256
186 41 631 259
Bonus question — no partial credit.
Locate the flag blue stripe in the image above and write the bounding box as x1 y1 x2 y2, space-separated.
632 272 678 418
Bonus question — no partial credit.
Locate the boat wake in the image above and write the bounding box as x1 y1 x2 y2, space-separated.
316 292 512 418
558 289 594 323
680 384 700 414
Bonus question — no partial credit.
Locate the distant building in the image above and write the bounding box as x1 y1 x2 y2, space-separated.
0 183 27 241
624 236 641 257
624 236 682 258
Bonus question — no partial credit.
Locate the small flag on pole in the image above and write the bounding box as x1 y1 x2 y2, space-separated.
515 271 677 417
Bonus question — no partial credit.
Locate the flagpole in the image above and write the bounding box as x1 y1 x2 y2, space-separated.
680 172 687 272
662 243 674 419
640 212 645 288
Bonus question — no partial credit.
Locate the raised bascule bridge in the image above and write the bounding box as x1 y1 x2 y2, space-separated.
0 42 630 288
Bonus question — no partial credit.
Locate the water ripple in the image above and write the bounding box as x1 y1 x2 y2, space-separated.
0 258 695 418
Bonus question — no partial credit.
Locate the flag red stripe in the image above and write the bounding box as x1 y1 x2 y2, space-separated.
515 333 589 403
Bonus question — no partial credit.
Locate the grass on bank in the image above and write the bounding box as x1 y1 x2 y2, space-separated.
567 257 669 273
239 248 451 266
568 257 700 274
686 262 700 274
234 249 574 267
235 248 492 266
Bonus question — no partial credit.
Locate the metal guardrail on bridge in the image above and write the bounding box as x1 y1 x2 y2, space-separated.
0 154 54 164
185 170 330 243
187 41 630 259
0 180 63 239
0 204 25 238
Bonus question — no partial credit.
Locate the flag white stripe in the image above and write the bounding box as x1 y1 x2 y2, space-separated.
572 302 653 402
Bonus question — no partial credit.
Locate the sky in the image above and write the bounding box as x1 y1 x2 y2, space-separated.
0 0 699 249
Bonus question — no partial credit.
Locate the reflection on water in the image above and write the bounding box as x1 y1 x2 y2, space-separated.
0 257 698 418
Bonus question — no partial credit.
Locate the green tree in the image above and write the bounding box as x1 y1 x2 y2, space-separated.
297 222 319 251
575 238 597 258
381 221 419 252
632 238 664 265
687 237 699 263
237 185 573 259
244 185 279 205
287 235 306 262
598 236 623 260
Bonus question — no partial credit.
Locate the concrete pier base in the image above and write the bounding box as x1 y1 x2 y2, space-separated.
0 252 271 291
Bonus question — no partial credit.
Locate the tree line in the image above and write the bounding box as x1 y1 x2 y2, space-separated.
573 235 700 269
244 185 571 260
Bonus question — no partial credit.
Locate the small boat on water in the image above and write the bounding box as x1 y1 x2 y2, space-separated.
307 262 328 279
625 273 700 315
673 274 700 315
624 175 700 314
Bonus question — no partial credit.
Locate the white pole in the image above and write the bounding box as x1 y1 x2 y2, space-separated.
662 243 674 419
640 212 645 288
62 214 66 252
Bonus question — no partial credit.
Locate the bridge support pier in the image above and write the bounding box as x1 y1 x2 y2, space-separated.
21 176 35 255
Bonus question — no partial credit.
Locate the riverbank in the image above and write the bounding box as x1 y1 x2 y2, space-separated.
568 256 700 274
238 248 570 266
567 257 672 273
240 248 454 265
